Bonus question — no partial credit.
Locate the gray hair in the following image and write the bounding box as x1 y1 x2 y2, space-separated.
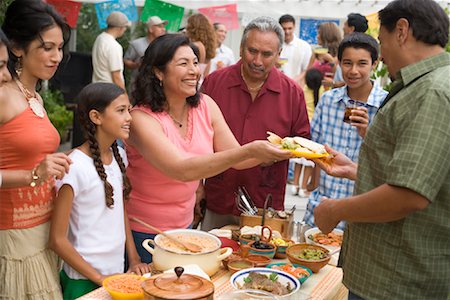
241 16 284 50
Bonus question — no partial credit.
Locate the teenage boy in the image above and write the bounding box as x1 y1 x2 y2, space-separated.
303 32 387 230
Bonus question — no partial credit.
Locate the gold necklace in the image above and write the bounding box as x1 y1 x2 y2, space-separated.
15 78 45 118
167 104 187 128
241 65 265 92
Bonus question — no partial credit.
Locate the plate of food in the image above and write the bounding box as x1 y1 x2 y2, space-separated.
313 47 329 55
267 132 330 159
230 267 300 299
266 262 311 284
304 227 343 251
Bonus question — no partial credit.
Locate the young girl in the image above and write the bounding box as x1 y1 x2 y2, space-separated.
49 83 149 299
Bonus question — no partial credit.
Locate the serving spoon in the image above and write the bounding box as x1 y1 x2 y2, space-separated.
132 217 202 253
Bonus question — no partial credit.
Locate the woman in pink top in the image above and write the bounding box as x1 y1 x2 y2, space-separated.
126 34 293 262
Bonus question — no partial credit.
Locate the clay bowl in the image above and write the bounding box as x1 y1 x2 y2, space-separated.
239 234 258 245
241 240 277 259
286 243 331 273
245 254 271 267
227 259 255 274
222 252 242 270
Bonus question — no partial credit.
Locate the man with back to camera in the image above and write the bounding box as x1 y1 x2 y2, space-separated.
313 0 450 298
92 11 130 91
200 16 310 231
209 23 235 73
278 14 312 80
124 16 167 92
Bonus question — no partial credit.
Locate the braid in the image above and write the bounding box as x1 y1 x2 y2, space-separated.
111 141 132 201
86 123 114 208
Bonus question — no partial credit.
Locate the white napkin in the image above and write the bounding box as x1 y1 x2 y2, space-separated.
240 226 282 239
208 229 232 239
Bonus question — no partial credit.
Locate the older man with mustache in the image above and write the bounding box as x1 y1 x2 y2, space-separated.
200 16 310 231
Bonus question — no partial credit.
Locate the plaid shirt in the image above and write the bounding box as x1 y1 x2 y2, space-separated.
341 52 450 299
303 82 387 230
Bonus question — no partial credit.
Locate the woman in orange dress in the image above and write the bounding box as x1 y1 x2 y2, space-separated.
0 0 72 298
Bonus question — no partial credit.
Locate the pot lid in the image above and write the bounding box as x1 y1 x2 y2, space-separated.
142 267 214 299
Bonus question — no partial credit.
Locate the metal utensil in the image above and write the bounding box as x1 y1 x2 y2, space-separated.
235 192 255 215
239 186 258 214
132 217 202 253
261 194 273 226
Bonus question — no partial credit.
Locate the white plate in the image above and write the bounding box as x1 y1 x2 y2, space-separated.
230 267 300 299
304 227 343 251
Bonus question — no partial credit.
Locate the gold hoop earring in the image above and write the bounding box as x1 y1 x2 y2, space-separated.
15 57 22 77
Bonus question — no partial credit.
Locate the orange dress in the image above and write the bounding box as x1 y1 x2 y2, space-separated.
0 105 60 229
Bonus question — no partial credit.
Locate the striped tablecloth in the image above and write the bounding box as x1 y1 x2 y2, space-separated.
78 262 346 300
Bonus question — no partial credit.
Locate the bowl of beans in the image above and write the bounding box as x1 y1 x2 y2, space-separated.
286 243 330 273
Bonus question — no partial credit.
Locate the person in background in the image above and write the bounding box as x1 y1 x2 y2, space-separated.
343 13 369 36
125 34 293 262
185 14 217 78
201 16 310 231
310 22 342 77
330 13 369 89
92 11 130 91
313 1 449 297
49 83 149 299
278 14 312 80
0 29 12 88
124 16 167 93
0 0 72 298
290 68 324 196
303 32 387 231
209 22 235 73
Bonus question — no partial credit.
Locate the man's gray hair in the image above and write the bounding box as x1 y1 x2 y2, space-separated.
241 16 284 50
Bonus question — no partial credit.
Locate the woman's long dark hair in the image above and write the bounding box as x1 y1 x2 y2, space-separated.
2 0 71 78
0 29 10 48
133 33 200 111
305 68 324 107
76 83 131 208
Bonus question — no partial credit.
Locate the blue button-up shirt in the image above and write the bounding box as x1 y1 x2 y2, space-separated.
303 82 387 230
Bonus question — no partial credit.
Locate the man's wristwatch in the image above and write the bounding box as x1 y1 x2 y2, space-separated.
30 167 40 187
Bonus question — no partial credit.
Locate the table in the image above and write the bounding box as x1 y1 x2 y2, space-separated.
78 261 346 300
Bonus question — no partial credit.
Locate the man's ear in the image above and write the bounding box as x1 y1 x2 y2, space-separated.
89 109 102 126
395 18 410 45
371 59 379 70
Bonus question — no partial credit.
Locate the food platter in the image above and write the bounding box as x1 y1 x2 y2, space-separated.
304 227 343 251
289 149 330 159
266 262 312 284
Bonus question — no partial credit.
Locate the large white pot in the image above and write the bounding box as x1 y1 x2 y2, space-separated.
142 229 232 276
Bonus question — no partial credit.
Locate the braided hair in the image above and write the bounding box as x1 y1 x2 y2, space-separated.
76 82 131 208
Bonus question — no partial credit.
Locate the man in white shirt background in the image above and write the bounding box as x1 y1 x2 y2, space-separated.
278 14 312 80
209 23 236 73
91 11 130 91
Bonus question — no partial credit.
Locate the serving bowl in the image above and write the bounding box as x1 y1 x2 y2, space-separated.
245 254 272 267
227 259 255 274
304 227 343 251
230 267 300 299
142 229 232 276
241 240 277 259
271 238 294 259
286 243 330 273
217 289 279 300
266 262 311 284
103 274 145 300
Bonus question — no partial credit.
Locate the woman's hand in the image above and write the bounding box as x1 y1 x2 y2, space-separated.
313 144 357 180
127 263 151 276
36 152 72 181
249 140 294 164
350 106 369 138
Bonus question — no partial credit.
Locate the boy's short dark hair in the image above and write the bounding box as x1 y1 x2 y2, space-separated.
347 13 368 33
337 32 379 63
379 0 448 48
279 14 295 25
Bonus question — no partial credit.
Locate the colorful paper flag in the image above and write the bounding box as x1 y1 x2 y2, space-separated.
45 0 82 28
141 0 184 32
95 0 138 29
198 4 239 30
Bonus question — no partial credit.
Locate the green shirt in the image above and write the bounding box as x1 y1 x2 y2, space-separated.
340 52 450 299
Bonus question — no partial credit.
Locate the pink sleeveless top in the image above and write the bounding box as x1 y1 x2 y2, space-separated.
0 106 60 229
126 96 214 233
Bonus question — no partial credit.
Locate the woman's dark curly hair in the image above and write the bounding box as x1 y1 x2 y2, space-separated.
76 82 132 208
186 14 217 61
2 0 71 79
133 34 201 112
